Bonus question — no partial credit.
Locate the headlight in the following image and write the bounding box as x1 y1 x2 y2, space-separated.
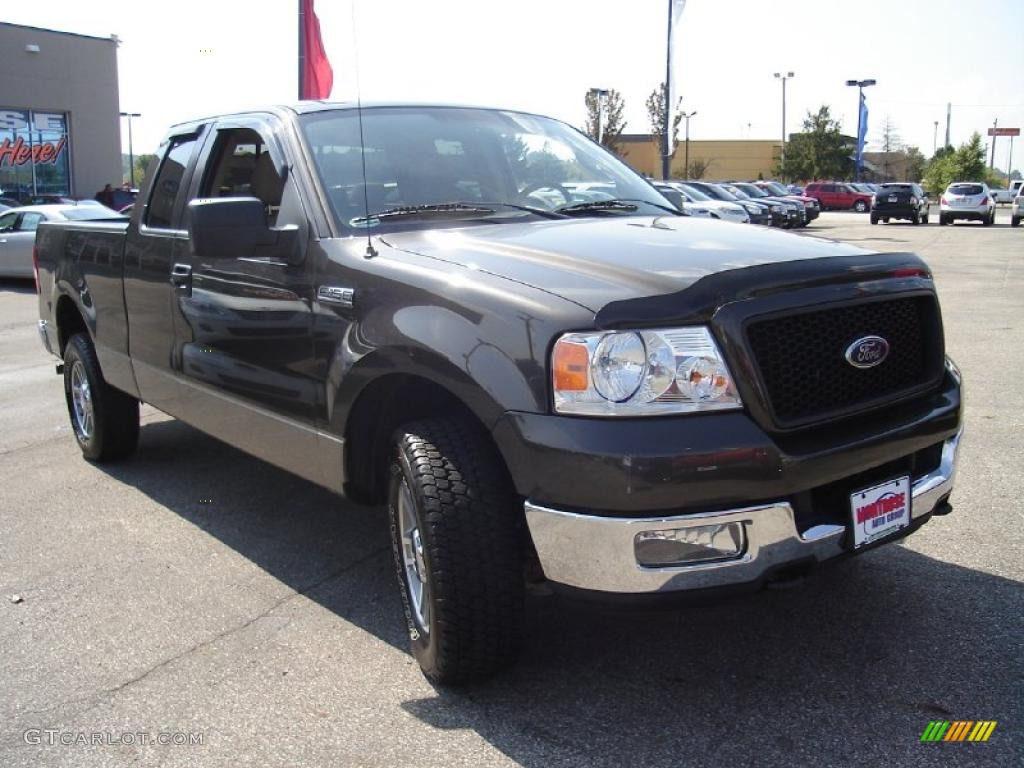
770 204 783 213
742 203 760 215
552 327 742 416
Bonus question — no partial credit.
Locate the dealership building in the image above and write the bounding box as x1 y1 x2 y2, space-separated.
0 22 122 202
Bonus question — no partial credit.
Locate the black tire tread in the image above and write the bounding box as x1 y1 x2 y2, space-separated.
64 333 139 461
393 417 524 684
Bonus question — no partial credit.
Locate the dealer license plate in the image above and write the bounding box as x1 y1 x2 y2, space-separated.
850 476 911 549
888 195 898 202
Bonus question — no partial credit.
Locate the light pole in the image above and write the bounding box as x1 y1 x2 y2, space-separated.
845 78 876 181
933 120 939 155
681 110 697 179
588 88 609 145
773 72 794 175
119 112 141 187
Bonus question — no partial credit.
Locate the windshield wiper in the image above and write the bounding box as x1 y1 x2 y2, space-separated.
351 203 495 225
554 198 681 216
554 199 639 215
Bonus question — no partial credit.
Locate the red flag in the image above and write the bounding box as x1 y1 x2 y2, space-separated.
300 0 333 100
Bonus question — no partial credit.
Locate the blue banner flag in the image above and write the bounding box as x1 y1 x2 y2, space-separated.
856 92 869 174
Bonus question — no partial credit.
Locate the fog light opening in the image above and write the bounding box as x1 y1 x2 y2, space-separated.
634 522 746 567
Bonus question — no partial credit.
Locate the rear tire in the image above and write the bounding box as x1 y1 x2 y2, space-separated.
388 417 524 685
922 210 930 224
1012 216 1021 228
870 213 879 225
984 211 994 226
63 333 139 461
939 214 949 226
911 211 920 225
854 200 868 213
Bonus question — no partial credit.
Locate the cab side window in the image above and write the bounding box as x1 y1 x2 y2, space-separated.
146 135 200 229
201 128 285 224
0 212 16 231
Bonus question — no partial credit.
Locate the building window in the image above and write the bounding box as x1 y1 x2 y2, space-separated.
0 109 72 202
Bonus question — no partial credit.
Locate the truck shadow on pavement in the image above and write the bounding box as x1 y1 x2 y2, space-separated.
99 418 1021 767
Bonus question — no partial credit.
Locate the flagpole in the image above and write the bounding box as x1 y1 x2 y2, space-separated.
298 0 306 99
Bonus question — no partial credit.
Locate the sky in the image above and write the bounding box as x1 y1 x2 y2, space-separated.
5 0 1023 175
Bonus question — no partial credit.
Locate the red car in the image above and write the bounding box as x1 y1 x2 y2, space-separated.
803 181 873 212
754 181 820 222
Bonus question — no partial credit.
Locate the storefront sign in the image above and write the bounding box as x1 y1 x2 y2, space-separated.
0 136 67 166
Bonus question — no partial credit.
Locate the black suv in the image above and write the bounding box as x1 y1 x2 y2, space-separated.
870 183 930 225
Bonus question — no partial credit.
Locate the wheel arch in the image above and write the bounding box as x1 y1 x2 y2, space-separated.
341 368 515 505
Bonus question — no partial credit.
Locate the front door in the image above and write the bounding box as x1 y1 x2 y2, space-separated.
171 118 325 486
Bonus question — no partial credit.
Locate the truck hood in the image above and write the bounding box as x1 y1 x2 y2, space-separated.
381 215 874 315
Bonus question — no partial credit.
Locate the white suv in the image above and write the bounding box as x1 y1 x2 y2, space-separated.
939 182 996 226
1012 189 1022 228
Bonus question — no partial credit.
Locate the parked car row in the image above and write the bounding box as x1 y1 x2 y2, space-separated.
652 180 818 229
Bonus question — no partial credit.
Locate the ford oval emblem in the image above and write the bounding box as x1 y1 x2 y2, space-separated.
845 336 890 369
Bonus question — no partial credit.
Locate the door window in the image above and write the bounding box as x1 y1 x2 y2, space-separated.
0 212 16 231
200 128 285 224
146 135 199 229
17 212 44 231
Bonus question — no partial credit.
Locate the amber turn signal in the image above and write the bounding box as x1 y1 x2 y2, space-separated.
552 340 589 391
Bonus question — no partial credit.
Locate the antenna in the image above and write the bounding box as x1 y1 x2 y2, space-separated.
351 0 377 258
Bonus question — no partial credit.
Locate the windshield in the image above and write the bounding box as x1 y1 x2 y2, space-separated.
676 183 711 201
762 182 788 195
732 183 766 198
693 182 740 202
301 107 673 231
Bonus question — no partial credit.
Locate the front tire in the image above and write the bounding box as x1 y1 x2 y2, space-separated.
388 417 524 685
63 333 139 461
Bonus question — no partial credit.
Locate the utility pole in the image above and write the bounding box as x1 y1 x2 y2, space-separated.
933 121 938 155
990 117 998 169
944 103 951 148
119 112 141 187
681 110 697 179
774 72 794 174
662 0 673 181
846 78 876 182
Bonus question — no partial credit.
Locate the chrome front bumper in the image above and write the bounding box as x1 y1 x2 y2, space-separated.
524 429 962 594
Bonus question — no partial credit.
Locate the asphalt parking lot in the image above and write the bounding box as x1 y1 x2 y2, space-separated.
1 209 1021 767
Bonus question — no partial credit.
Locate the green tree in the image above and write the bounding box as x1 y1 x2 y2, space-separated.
645 82 683 161
903 147 926 182
673 157 712 180
774 106 852 181
922 132 987 196
584 89 627 154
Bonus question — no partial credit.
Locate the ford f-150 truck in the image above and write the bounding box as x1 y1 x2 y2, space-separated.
35 103 963 684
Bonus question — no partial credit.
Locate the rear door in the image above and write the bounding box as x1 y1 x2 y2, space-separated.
123 129 204 413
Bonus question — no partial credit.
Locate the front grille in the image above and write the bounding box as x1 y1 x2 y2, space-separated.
745 296 943 427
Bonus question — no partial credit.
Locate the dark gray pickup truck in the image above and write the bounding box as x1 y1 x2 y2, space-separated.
35 103 963 684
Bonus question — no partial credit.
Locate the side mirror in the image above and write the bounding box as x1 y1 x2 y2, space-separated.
186 198 300 264
657 187 685 211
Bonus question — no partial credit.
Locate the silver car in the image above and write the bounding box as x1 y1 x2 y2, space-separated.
0 205 122 278
939 182 996 226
